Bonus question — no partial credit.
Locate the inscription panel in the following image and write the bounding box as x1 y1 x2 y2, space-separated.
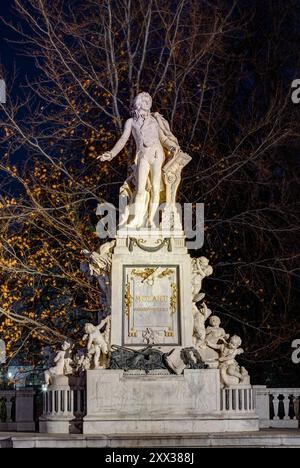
123 265 181 346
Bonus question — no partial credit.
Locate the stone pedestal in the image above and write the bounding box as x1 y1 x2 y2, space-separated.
111 230 193 351
15 389 36 432
39 376 84 434
83 369 259 434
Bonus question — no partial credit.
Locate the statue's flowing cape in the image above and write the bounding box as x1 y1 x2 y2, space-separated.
152 112 180 151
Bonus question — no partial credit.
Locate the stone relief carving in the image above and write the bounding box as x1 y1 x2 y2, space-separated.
165 347 206 375
109 345 167 374
142 328 157 345
109 344 206 375
128 237 173 253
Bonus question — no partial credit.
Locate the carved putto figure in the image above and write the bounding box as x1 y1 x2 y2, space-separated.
205 315 230 352
44 341 73 386
192 302 212 349
98 92 191 228
191 257 213 301
191 310 250 386
219 335 250 387
165 346 206 375
81 240 116 313
190 256 213 350
81 240 115 278
195 314 230 366
83 317 110 369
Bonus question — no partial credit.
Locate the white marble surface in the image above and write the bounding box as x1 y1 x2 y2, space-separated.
111 232 194 350
2 430 300 448
83 417 259 435
83 369 258 434
85 369 219 418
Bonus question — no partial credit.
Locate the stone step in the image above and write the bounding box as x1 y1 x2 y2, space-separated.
1 430 300 448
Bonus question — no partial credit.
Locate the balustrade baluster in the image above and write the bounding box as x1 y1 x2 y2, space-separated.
63 390 68 415
240 389 245 412
293 395 299 421
5 399 12 423
272 393 280 420
70 390 74 415
283 394 291 420
77 390 81 416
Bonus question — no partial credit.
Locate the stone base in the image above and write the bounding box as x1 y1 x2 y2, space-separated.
84 417 258 435
15 422 36 432
0 422 35 432
39 417 72 434
83 369 259 434
2 430 299 448
39 416 82 435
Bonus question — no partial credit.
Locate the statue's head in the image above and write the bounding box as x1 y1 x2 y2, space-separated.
193 256 211 272
84 323 95 334
209 316 221 327
229 335 242 349
133 92 152 112
199 256 209 266
62 341 71 351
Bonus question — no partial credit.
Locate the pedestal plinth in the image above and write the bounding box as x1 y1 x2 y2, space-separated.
83 369 259 434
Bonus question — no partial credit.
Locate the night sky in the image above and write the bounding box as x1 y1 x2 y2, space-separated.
0 2 33 92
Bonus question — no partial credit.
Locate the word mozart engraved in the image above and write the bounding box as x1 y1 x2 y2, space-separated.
135 295 169 302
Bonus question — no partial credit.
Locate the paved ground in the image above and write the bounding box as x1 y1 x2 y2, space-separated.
0 429 300 448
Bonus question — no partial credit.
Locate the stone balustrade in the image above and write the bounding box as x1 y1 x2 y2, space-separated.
43 386 86 418
1 384 300 433
37 383 300 433
0 389 35 431
221 385 255 413
254 386 300 428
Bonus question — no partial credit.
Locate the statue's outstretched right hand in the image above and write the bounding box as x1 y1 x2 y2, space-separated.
97 151 113 162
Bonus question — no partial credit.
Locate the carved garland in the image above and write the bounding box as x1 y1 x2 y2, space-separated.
128 237 173 253
124 282 133 317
